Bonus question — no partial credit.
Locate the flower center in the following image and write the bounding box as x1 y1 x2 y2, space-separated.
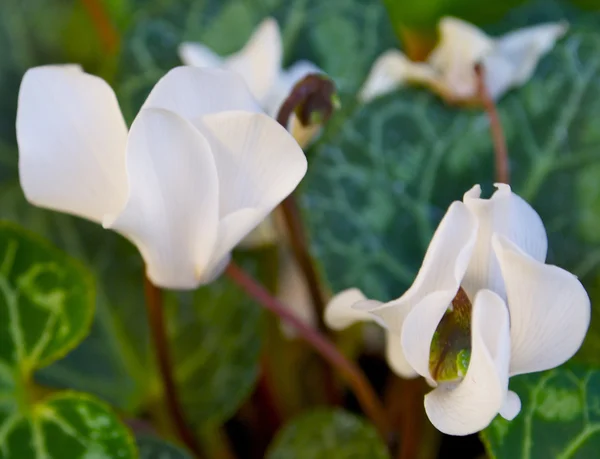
428 287 472 383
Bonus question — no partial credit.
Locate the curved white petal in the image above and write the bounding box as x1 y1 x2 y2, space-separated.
386 331 419 379
196 111 306 215
401 290 457 380
359 50 436 102
359 201 478 333
206 208 266 277
461 183 547 299
178 42 223 68
428 17 495 99
483 22 567 99
225 17 282 103
492 234 590 376
192 111 306 263
499 390 521 421
324 288 377 330
17 65 128 223
143 67 261 122
425 289 510 436
105 108 220 289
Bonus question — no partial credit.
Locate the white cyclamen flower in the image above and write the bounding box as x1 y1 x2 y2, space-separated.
17 65 307 289
179 17 322 142
325 184 590 435
360 17 567 102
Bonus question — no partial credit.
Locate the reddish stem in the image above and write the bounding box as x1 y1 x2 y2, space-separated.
225 262 391 438
80 0 120 53
474 64 510 184
144 278 205 458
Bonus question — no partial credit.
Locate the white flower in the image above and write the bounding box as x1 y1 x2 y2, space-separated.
360 17 567 103
324 184 590 435
17 65 307 290
179 17 322 146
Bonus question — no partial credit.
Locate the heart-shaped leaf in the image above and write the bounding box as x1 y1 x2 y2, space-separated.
0 222 136 458
481 366 600 458
266 409 389 459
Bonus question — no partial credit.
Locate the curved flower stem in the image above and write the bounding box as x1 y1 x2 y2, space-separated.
144 278 205 458
279 197 328 328
80 0 120 53
225 262 391 438
474 64 510 184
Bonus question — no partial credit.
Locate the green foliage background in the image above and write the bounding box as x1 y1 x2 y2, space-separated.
1 0 600 457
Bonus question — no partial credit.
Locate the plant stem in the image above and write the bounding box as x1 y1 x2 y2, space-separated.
80 0 120 53
279 197 328 328
474 64 510 184
225 262 391 438
143 278 204 458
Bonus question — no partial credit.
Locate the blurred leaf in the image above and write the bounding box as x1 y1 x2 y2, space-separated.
266 409 390 459
0 222 136 459
116 0 396 121
168 272 264 425
137 436 191 459
481 366 600 458
302 29 600 365
382 0 527 31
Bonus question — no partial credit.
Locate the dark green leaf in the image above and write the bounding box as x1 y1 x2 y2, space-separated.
0 222 136 459
481 366 600 459
169 270 264 425
116 0 396 120
266 409 390 459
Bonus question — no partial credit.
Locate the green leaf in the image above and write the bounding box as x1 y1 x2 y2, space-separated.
266 409 390 459
481 366 600 459
382 0 527 31
302 29 600 364
169 266 265 425
137 436 192 459
116 0 395 120
0 222 136 458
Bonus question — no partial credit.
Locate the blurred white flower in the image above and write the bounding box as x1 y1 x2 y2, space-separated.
179 18 322 146
360 17 567 102
325 184 590 435
17 65 306 289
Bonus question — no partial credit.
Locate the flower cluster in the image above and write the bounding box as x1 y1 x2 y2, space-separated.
17 65 306 289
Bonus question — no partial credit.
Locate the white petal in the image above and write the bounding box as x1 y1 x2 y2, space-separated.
425 289 510 436
386 331 419 379
359 50 437 102
105 108 220 289
206 208 266 276
499 390 521 421
360 201 478 333
428 17 495 99
461 183 547 298
197 111 306 215
492 234 591 376
483 22 568 99
264 60 322 117
194 111 306 264
178 42 223 68
324 288 377 330
143 67 261 122
17 65 128 223
224 17 282 103
401 290 457 380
